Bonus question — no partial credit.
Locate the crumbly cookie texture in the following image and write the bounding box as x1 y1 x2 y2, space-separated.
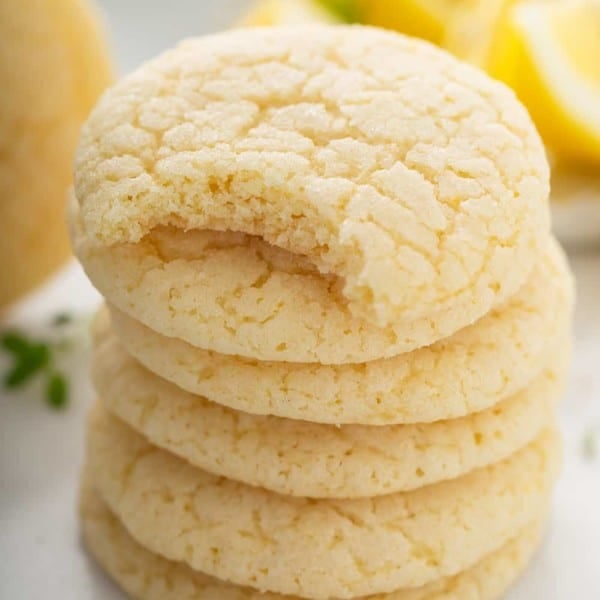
73 24 550 332
72 205 551 365
80 481 545 600
93 333 565 498
72 205 502 364
87 405 560 599
99 237 572 422
71 199 562 363
0 0 112 307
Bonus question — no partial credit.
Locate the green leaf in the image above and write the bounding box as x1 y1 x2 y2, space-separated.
46 372 68 409
316 0 362 22
3 343 50 388
5 362 37 387
1 332 32 356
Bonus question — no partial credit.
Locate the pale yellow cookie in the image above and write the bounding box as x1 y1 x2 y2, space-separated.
98 237 573 424
93 332 565 497
0 0 112 307
72 205 552 365
72 25 550 357
87 404 560 599
80 480 546 600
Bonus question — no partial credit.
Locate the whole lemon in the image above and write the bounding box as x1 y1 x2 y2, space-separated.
0 0 113 308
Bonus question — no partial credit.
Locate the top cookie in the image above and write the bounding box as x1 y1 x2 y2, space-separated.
74 25 549 331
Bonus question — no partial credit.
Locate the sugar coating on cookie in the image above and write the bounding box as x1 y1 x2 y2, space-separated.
99 237 572 422
86 404 560 599
74 24 550 334
93 333 565 497
80 481 545 600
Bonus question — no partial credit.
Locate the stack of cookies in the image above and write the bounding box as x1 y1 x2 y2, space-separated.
71 25 574 600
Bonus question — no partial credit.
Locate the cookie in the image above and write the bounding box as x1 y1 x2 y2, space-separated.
72 206 552 366
0 0 112 308
80 480 546 600
86 404 560 599
98 237 572 424
72 25 550 358
93 333 565 497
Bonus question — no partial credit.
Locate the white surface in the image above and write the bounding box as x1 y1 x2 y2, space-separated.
97 0 251 74
1 255 598 600
1 1 599 598
552 198 600 250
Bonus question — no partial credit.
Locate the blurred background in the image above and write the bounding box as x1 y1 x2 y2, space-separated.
99 0 247 72
0 1 599 599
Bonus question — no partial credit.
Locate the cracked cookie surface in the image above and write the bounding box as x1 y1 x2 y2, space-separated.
72 24 550 351
80 480 545 600
93 333 566 498
97 237 572 423
86 404 560 599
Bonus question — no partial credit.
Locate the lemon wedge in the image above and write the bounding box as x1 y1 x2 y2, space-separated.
488 0 600 164
360 0 491 44
359 0 453 43
444 0 517 66
239 0 338 26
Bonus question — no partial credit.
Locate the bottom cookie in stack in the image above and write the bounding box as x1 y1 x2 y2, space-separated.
80 480 546 600
83 404 561 600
